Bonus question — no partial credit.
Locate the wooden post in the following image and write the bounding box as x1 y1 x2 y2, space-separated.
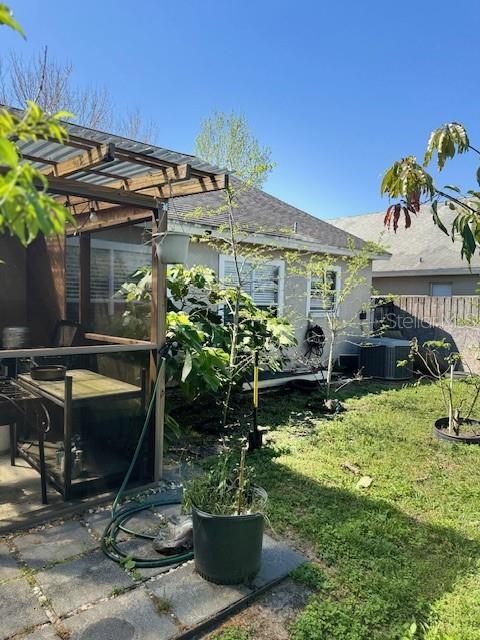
79 233 91 328
150 203 167 481
63 375 73 500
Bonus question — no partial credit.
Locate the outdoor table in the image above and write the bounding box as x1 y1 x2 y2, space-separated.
16 369 145 500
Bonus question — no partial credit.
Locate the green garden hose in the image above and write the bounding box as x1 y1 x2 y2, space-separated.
101 349 194 569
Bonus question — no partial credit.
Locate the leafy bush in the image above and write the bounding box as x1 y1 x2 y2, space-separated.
117 264 295 420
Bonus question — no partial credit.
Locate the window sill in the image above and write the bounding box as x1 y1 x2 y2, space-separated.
308 310 334 318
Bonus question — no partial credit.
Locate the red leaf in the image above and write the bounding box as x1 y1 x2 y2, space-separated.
404 208 411 229
393 204 401 232
384 204 395 228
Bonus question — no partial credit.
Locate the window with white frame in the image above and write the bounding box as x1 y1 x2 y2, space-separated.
66 237 151 316
219 255 284 317
307 267 341 315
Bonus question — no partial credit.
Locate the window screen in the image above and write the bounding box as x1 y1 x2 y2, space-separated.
65 224 152 336
309 270 339 313
221 258 282 311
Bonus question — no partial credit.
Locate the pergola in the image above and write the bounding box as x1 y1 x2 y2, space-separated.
1 119 228 490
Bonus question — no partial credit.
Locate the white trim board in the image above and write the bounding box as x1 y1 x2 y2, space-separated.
373 267 480 277
170 219 387 260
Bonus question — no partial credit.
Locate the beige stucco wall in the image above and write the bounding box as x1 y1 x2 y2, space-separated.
374 274 479 296
186 241 373 369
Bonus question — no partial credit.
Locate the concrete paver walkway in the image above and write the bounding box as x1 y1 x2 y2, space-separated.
0 494 305 640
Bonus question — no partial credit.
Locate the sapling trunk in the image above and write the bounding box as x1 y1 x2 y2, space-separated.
236 447 246 515
223 285 241 426
448 364 454 434
326 331 335 400
222 190 243 427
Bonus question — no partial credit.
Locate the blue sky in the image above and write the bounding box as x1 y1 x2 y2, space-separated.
2 0 480 219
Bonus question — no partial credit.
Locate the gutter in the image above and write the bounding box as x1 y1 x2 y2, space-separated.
169 219 389 259
373 267 480 277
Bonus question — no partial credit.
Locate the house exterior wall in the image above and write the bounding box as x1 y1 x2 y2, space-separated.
373 274 479 296
187 241 373 368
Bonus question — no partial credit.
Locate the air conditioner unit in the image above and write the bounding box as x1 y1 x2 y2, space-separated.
359 338 412 381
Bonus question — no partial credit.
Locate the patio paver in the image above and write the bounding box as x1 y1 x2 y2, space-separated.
84 502 181 541
252 534 307 588
14 520 98 569
35 549 133 616
0 540 20 582
63 586 178 640
117 538 181 580
0 577 48 640
84 510 129 542
147 562 251 627
23 625 60 639
3 494 307 639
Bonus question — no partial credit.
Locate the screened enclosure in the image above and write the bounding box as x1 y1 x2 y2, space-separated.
0 114 228 505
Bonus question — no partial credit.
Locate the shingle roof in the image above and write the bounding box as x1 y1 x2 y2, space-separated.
169 179 367 252
332 203 480 275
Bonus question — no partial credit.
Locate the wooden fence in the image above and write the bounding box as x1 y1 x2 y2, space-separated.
372 295 480 327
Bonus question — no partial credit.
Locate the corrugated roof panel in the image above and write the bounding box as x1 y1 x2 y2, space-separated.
13 114 226 187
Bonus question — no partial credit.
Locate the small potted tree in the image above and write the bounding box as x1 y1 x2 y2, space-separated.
400 338 480 444
183 447 266 584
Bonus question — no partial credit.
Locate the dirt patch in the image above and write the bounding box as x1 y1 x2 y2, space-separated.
203 579 311 640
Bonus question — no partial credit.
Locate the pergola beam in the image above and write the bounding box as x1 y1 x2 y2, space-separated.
52 132 217 179
112 162 191 189
65 206 153 234
46 143 116 178
44 174 158 210
64 163 191 207
65 173 229 212
142 173 229 198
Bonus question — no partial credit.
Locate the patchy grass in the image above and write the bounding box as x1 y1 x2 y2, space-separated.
249 380 480 639
150 592 172 615
211 627 250 640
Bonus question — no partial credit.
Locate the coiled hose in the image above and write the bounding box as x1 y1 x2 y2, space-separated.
101 347 194 568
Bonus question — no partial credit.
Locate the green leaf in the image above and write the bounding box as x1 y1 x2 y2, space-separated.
0 3 25 36
0 138 18 168
461 222 477 262
431 201 449 236
181 350 193 382
443 184 461 193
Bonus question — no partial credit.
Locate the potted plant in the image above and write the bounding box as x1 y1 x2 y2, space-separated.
183 447 266 584
399 338 480 444
154 231 191 264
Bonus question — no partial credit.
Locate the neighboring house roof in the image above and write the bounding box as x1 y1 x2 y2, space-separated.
169 180 372 256
332 203 480 276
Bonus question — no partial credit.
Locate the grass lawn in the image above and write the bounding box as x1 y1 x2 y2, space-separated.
248 380 480 640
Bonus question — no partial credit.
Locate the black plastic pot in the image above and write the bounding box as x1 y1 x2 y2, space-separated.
434 417 480 445
192 488 266 585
